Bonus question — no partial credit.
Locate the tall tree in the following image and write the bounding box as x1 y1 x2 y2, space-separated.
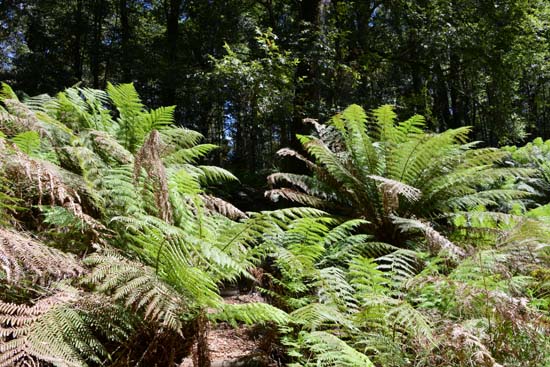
162 0 183 105
119 0 131 81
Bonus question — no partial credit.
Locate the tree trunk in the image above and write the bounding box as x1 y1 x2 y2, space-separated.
432 64 452 131
195 310 211 367
449 51 463 129
162 0 182 106
91 0 105 88
119 0 131 81
287 0 321 171
73 0 83 81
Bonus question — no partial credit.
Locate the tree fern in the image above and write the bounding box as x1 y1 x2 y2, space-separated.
268 104 532 246
0 83 283 365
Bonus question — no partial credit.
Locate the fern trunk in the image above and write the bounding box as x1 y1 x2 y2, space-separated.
195 310 211 367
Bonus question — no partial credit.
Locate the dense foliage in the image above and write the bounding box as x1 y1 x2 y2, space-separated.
0 83 549 366
267 104 531 245
1 0 549 178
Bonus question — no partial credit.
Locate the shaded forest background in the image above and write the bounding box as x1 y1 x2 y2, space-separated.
1 0 549 184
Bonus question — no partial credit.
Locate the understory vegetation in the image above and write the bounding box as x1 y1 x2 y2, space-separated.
0 83 549 367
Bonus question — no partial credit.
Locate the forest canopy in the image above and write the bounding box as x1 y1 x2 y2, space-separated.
1 1 550 367
1 0 550 177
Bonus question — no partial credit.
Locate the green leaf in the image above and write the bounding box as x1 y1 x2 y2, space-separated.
11 130 41 156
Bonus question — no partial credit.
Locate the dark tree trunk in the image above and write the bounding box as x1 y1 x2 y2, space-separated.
195 311 211 366
433 64 452 131
249 92 259 172
119 0 131 81
162 0 182 106
287 0 321 171
73 0 83 81
91 0 105 88
449 52 463 129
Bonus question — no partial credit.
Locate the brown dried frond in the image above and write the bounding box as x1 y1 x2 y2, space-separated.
410 275 547 335
0 228 84 284
459 284 546 335
1 142 81 207
201 194 247 220
85 130 133 164
62 201 104 230
133 130 173 223
304 117 347 152
0 111 36 138
496 219 549 272
84 250 187 332
0 289 126 367
423 223 466 259
303 117 323 135
276 148 317 170
267 173 310 193
265 188 325 207
395 217 466 259
369 175 421 212
0 291 79 367
0 99 48 138
445 324 503 367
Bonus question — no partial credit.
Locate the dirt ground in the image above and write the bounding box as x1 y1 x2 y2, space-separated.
179 293 278 367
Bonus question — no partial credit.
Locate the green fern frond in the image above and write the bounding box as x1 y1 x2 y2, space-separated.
106 82 144 152
11 131 41 156
0 83 18 101
377 249 422 284
197 165 239 184
160 127 204 149
349 256 389 298
164 143 218 164
137 105 175 131
84 251 191 332
210 302 289 327
106 82 143 120
290 303 354 329
322 219 368 246
385 301 434 345
315 267 358 311
370 104 397 141
296 331 375 367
